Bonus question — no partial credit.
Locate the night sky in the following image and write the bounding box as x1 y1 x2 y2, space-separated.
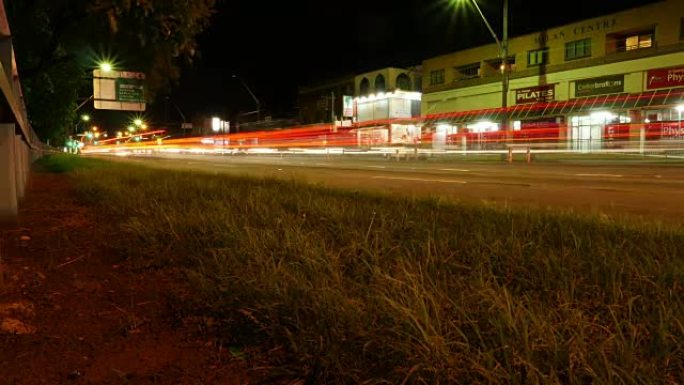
159 0 662 124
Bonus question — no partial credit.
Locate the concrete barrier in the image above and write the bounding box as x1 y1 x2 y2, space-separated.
0 124 18 219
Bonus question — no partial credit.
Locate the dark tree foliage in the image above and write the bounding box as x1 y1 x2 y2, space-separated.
7 0 215 142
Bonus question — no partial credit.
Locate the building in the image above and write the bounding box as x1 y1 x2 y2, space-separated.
420 0 684 150
297 75 355 125
353 66 423 145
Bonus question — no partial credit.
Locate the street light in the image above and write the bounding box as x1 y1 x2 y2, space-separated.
99 62 113 73
457 0 509 131
232 74 261 122
81 114 90 122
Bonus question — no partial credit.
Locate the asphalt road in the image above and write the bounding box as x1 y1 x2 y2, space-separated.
99 153 684 224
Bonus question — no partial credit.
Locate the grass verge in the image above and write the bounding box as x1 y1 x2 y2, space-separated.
43 155 684 384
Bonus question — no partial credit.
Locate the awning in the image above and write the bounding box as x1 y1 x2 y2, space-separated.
425 87 684 124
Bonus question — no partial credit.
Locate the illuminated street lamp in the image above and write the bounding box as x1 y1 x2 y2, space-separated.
134 118 143 127
127 125 135 132
99 62 113 73
455 0 509 130
81 114 90 122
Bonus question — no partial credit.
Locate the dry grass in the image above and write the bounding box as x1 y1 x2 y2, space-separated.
41 155 684 384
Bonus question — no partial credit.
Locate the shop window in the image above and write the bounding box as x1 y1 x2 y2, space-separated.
565 38 591 60
454 63 480 80
528 48 548 66
429 69 445 85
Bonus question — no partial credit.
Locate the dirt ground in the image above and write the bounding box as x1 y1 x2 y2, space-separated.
0 172 251 384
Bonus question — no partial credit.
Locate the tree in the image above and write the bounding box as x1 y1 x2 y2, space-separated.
7 0 216 142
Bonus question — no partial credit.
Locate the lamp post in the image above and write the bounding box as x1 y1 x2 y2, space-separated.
232 74 261 123
459 0 509 131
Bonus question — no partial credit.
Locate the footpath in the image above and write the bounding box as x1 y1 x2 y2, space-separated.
0 170 248 384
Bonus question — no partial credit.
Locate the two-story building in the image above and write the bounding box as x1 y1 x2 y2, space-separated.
353 66 423 145
421 0 684 150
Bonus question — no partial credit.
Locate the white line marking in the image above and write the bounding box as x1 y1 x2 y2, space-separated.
372 176 467 184
575 173 623 178
439 168 471 172
367 166 387 169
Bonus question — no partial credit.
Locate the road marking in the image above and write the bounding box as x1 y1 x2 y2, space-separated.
367 165 387 169
439 168 471 172
575 173 623 178
372 176 467 184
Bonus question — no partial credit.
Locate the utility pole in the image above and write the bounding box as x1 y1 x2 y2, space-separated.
501 0 509 131
330 91 335 123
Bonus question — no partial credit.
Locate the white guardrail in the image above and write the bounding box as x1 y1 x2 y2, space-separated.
0 1 48 220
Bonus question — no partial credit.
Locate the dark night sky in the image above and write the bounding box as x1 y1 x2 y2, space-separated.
157 0 662 124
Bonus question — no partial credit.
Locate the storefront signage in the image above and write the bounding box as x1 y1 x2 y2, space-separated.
515 84 555 104
534 18 617 44
646 66 684 89
575 75 624 97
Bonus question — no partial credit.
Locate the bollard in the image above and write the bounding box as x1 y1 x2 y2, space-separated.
526 147 531 163
507 147 513 163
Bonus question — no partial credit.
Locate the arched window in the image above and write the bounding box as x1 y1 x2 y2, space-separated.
359 77 370 95
396 73 411 91
375 74 386 93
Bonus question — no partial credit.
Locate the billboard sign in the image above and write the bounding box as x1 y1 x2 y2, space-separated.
515 84 555 104
343 95 354 117
93 69 146 111
575 75 624 97
646 66 684 89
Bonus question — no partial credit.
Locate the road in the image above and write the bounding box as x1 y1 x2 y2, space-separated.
99 153 684 224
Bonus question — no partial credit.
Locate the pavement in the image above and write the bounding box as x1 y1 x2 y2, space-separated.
96 153 684 225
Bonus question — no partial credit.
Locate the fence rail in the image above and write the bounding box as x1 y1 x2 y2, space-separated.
0 1 46 220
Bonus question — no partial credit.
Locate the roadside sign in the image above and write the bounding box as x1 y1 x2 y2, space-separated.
93 69 146 111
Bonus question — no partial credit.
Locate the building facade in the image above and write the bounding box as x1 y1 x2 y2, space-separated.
421 0 684 150
354 67 423 145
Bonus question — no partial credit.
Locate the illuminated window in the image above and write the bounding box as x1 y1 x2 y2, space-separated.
565 38 591 60
528 48 549 66
429 69 445 85
625 33 652 50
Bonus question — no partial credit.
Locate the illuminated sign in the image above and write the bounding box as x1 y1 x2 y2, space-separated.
646 66 684 89
343 95 354 117
93 69 146 111
575 75 624 97
515 84 555 104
